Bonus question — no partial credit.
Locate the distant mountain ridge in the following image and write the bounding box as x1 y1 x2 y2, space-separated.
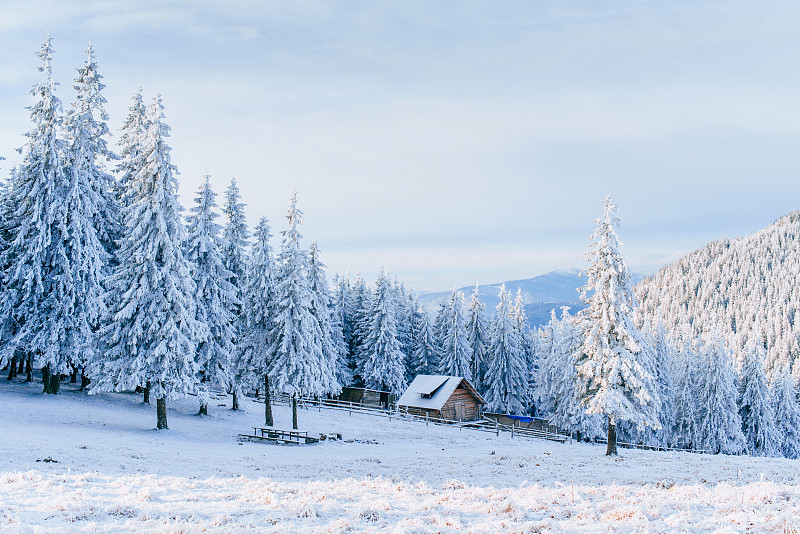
418 269 644 328
635 210 800 376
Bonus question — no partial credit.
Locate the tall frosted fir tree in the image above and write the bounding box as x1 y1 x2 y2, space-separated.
738 342 780 456
3 35 105 394
91 96 205 430
694 333 745 454
267 192 340 429
466 285 489 391
66 44 120 255
437 289 472 380
360 268 407 396
576 196 659 455
116 89 148 208
410 297 438 376
185 176 237 415
484 285 528 414
309 239 351 388
233 217 276 425
221 177 249 409
770 366 800 459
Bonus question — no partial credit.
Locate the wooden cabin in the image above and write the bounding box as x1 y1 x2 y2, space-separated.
396 375 485 422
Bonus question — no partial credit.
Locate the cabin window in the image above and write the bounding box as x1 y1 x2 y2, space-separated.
421 393 432 399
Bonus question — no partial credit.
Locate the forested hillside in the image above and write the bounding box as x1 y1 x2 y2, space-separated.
635 211 800 378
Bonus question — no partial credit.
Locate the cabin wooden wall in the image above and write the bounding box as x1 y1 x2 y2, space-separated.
440 387 481 421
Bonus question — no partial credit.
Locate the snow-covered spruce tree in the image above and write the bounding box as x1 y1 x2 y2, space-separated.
66 44 120 257
233 217 276 425
466 285 489 392
646 323 677 447
309 239 351 388
116 89 148 209
671 334 700 449
437 290 472 380
536 308 603 440
185 176 237 415
575 196 660 455
693 333 745 454
333 272 356 386
410 298 438 376
738 342 780 456
221 177 250 410
513 289 536 411
484 285 528 415
359 268 407 396
770 366 800 459
349 272 372 387
2 35 106 394
90 96 205 430
267 192 340 429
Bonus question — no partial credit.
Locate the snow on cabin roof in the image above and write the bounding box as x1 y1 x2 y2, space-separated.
397 375 483 411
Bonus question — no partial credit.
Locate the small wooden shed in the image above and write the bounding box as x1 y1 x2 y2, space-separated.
396 375 485 422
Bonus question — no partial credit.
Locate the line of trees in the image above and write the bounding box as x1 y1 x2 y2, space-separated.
2 38 798 459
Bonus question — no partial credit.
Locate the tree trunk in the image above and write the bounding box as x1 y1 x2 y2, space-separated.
80 369 90 390
42 365 50 393
70 367 77 384
292 395 298 430
50 374 60 394
25 356 32 382
143 381 151 404
264 374 273 426
18 355 25 374
231 388 239 411
606 416 618 456
156 397 168 429
198 402 208 416
6 355 16 380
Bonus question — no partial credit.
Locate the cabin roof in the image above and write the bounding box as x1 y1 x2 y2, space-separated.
396 375 485 410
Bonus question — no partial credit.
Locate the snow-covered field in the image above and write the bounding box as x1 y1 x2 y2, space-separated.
2 379 800 532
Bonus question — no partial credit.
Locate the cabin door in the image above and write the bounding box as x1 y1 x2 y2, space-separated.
454 402 465 421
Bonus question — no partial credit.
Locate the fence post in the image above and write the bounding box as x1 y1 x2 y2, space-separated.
496 420 499 437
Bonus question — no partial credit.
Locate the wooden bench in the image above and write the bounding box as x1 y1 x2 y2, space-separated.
238 427 321 445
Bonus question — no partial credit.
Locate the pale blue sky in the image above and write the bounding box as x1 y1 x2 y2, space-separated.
1 1 799 290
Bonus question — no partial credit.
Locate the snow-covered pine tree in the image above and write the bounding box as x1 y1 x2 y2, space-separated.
221 177 250 410
738 342 780 456
694 332 745 454
466 285 489 392
349 272 372 387
66 44 120 256
671 334 700 449
770 366 800 459
575 196 660 455
437 289 472 379
647 323 677 447
267 192 340 429
233 217 276 425
359 268 407 396
2 35 106 394
91 95 205 430
116 89 148 209
513 289 536 411
309 239 351 388
410 297 438 376
484 285 528 415
535 308 603 440
332 273 354 360
185 176 237 415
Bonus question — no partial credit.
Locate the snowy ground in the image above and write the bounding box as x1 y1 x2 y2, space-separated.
2 378 800 532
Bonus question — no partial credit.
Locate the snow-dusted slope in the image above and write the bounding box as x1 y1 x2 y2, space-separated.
2 379 800 532
635 210 800 376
